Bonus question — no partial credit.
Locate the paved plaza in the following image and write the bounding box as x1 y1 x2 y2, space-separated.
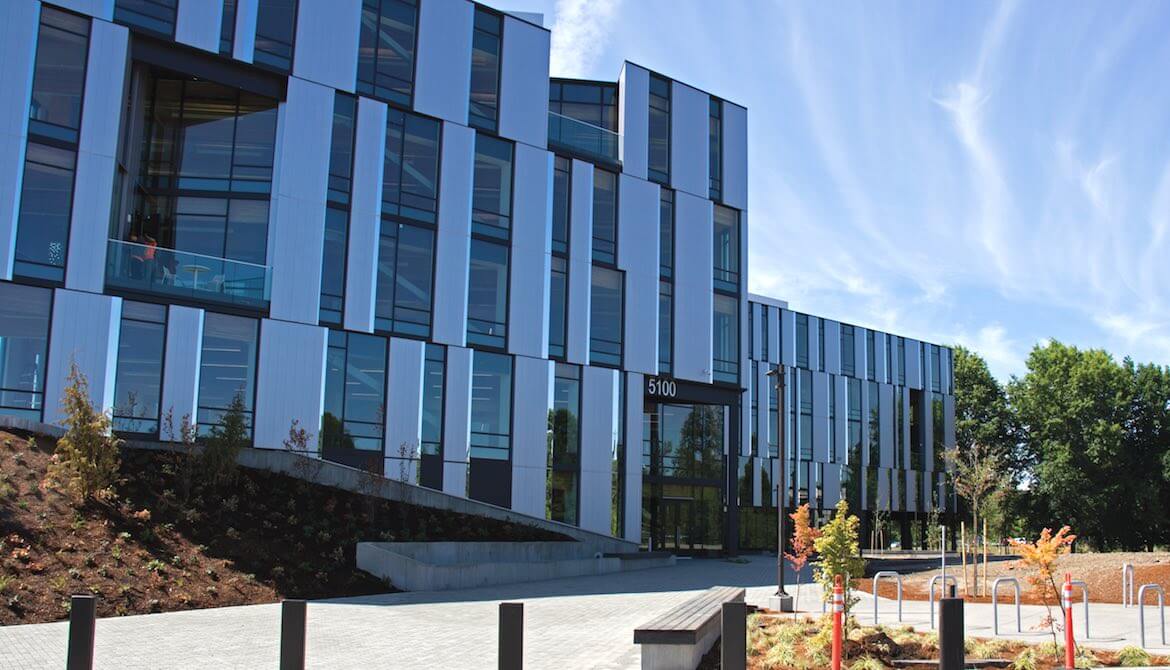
1 555 1168 669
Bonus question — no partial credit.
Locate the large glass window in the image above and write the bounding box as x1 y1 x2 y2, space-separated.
798 369 812 460
327 93 357 205
761 306 770 360
383 109 440 223
827 377 836 463
358 0 418 106
867 330 877 380
197 313 258 438
548 363 580 525
592 168 617 264
713 205 739 292
930 344 942 392
768 371 779 459
589 266 623 367
897 337 906 384
868 381 880 466
841 325 857 376
419 344 445 490
795 313 809 368
611 377 625 537
467 239 509 349
375 222 434 337
468 8 501 132
320 207 349 325
658 280 672 375
552 156 570 254
659 189 674 278
709 98 722 200
323 331 387 473
549 256 568 360
220 0 238 54
254 0 298 72
114 0 177 37
113 302 166 434
469 351 512 506
713 293 738 384
548 80 619 162
647 74 671 184
909 389 924 470
15 8 90 283
321 94 357 325
0 284 52 420
472 134 513 239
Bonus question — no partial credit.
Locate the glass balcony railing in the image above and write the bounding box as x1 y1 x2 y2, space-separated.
105 239 271 309
547 111 619 164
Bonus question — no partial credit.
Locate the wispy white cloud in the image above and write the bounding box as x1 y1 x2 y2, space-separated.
548 0 620 77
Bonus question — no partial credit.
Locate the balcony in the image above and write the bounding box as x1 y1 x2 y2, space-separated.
105 239 270 310
547 111 619 164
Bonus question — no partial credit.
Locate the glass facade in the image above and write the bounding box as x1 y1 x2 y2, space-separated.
551 156 571 254
323 330 387 473
321 94 357 325
468 8 501 132
589 266 623 367
549 256 568 360
0 284 52 420
375 222 434 337
467 239 508 350
647 74 671 184
220 0 237 54
713 205 739 293
658 189 674 375
358 0 418 106
548 80 619 163
113 302 166 434
197 313 258 438
591 168 617 265
254 0 298 72
841 325 856 376
472 134 513 238
383 109 440 223
709 98 722 200
419 344 445 490
642 403 725 553
548 363 580 525
795 313 809 368
469 351 512 507
114 0 176 37
712 294 738 384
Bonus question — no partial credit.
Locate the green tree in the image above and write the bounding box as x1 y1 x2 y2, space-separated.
46 362 122 501
202 392 249 489
953 346 1019 474
812 499 864 615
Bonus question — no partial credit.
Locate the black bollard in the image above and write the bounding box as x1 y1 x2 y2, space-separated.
499 602 523 670
721 601 747 670
279 599 307 670
66 595 96 670
938 596 965 670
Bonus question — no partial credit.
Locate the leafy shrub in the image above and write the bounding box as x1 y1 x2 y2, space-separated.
45 363 122 501
1116 646 1152 667
1010 648 1038 670
849 656 888 670
813 499 864 616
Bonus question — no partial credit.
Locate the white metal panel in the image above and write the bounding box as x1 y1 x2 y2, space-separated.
293 0 360 92
671 191 712 383
875 332 888 383
175 0 223 53
856 327 868 380
669 81 709 199
413 0 473 124
617 173 659 375
65 20 128 293
507 144 552 359
565 159 593 364
0 0 39 280
823 319 841 375
253 319 327 451
877 468 890 512
43 290 121 425
618 62 649 180
905 469 918 513
879 383 893 468
623 371 643 543
721 102 747 210
268 78 332 324
343 97 387 333
47 0 112 19
780 309 795 367
767 306 780 365
384 337 425 479
807 316 820 372
432 122 474 346
824 464 841 507
905 338 923 389
812 371 829 462
498 15 549 149
160 305 204 437
579 365 618 535
510 355 552 518
442 345 473 497
232 0 258 63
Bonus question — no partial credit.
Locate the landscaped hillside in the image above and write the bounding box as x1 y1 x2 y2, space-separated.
0 430 565 625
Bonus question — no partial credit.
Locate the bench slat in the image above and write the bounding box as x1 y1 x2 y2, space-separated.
634 586 746 645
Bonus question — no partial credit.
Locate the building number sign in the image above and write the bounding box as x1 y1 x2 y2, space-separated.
646 377 677 398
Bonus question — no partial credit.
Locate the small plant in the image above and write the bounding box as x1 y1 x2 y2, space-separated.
1010 526 1076 650
785 503 822 614
1116 645 1152 667
201 393 248 489
283 419 323 481
849 656 888 670
0 574 13 593
44 362 122 501
162 408 199 505
1009 648 1038 670
145 559 166 573
813 499 864 618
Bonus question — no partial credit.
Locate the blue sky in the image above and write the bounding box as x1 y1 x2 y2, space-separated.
506 0 1170 380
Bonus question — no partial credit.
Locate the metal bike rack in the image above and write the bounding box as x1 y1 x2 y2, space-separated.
872 571 903 624
991 577 1022 635
1123 563 1135 608
929 574 958 629
1138 583 1166 648
1069 579 1090 639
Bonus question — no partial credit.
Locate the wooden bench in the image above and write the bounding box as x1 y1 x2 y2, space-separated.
633 586 746 670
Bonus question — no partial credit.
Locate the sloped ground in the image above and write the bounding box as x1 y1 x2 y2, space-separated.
0 430 564 625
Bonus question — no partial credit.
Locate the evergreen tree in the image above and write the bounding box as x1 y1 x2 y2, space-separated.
46 362 122 501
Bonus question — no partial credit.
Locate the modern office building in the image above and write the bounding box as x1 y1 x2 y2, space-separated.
0 0 953 554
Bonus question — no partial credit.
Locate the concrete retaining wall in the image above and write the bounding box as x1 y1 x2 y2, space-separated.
357 541 675 591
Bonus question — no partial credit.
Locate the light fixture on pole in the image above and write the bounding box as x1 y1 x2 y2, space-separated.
765 363 793 612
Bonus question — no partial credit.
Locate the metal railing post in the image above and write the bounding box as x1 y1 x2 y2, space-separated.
499 602 524 670
66 595 96 670
991 577 1021 635
1122 564 1135 608
1138 584 1166 649
928 574 957 629
721 601 747 670
871 571 903 624
1069 579 1090 640
279 599 307 670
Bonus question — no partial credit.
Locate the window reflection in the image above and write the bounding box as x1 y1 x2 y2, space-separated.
358 0 418 105
469 8 501 131
113 302 166 434
197 313 258 438
713 293 738 383
467 239 508 349
472 134 513 238
590 266 623 367
647 74 671 184
254 0 297 72
322 330 387 473
0 284 52 420
548 363 580 525
375 222 434 337
591 168 617 264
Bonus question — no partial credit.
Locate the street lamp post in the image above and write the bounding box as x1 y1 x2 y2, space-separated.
766 363 794 612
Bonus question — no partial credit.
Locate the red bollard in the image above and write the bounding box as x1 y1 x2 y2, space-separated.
831 574 844 670
1063 573 1074 669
